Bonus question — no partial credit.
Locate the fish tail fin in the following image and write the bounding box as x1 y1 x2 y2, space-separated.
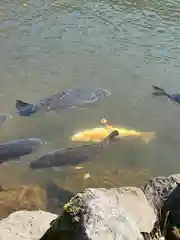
141 132 156 144
16 100 31 110
16 100 37 116
152 85 168 96
101 130 119 147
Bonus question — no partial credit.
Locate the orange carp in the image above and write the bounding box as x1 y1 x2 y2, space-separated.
71 118 156 144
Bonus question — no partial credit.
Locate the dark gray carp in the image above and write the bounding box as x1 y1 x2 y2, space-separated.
16 86 111 116
30 130 119 169
0 138 43 163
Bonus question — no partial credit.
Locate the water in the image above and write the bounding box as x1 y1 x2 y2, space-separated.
0 0 180 202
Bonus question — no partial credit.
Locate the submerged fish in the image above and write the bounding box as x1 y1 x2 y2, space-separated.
29 130 119 170
152 85 180 104
71 118 155 144
16 86 111 116
0 138 42 163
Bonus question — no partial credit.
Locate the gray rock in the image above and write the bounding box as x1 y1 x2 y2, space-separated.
142 174 180 215
40 187 156 240
142 174 180 240
0 210 57 240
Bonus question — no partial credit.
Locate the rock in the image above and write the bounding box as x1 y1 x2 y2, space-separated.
142 174 180 216
0 210 57 240
0 184 47 219
157 184 180 240
142 174 180 240
40 187 156 240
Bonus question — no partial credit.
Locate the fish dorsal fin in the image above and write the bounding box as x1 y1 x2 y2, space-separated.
16 100 30 109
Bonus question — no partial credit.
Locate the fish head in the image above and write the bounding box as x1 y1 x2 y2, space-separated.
30 154 52 169
93 88 111 99
23 138 43 152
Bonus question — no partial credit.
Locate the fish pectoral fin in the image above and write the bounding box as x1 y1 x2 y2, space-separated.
141 132 156 143
16 100 31 109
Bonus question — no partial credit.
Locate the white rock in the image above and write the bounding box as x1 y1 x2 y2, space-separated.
0 210 57 240
41 187 156 240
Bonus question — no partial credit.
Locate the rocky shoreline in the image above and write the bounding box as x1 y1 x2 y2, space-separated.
1 174 180 239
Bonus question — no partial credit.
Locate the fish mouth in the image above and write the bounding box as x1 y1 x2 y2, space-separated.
29 161 41 169
24 138 44 150
29 158 47 169
30 160 53 169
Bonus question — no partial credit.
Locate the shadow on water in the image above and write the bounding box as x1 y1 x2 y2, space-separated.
45 181 74 214
40 209 89 240
158 184 180 239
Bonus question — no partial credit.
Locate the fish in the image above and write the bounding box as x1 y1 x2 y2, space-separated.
29 130 119 170
71 118 155 144
16 86 111 116
0 138 43 164
152 85 180 104
0 113 12 125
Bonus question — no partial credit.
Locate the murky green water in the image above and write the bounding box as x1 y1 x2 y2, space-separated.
0 0 180 197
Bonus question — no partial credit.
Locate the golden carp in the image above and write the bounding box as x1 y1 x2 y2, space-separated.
71 118 155 144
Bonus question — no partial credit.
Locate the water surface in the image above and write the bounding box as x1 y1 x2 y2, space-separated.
0 0 180 199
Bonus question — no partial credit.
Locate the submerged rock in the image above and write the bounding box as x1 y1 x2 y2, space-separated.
0 210 57 240
0 184 47 219
40 187 156 240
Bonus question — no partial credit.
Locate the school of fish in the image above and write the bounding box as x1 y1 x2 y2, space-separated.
0 84 174 169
